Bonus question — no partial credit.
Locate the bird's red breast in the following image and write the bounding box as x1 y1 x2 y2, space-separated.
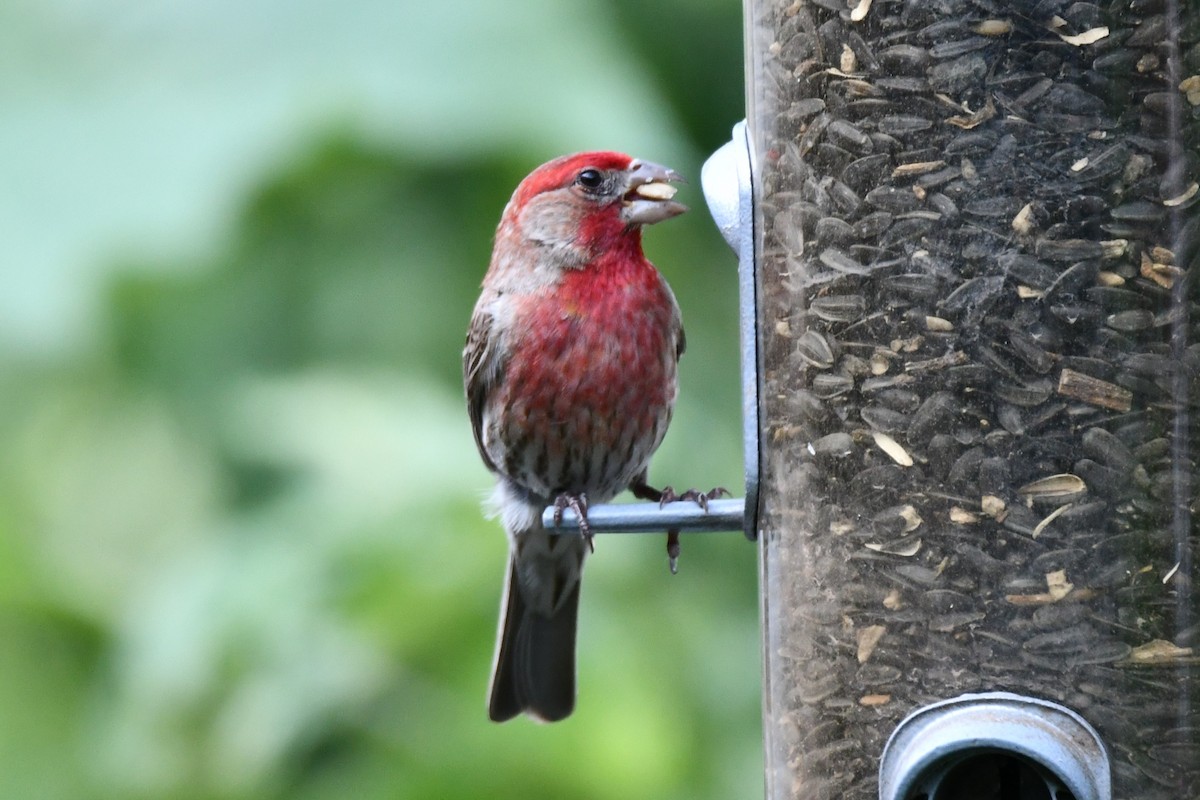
489 249 680 500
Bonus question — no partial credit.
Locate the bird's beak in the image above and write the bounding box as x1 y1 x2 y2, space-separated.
620 159 688 225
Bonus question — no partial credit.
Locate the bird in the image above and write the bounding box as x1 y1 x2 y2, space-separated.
463 151 691 722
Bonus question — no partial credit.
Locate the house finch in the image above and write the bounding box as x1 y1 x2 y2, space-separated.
464 151 689 722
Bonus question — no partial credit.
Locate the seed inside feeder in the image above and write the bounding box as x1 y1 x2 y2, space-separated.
753 1 1199 796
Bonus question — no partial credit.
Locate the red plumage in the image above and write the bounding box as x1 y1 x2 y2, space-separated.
464 151 687 722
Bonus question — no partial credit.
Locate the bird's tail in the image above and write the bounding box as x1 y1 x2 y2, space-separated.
488 521 585 723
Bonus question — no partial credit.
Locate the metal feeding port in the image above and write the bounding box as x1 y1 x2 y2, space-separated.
878 693 1111 800
543 122 760 542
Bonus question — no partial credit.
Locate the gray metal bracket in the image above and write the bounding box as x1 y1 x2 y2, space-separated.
703 120 759 541
545 497 745 534
541 122 759 540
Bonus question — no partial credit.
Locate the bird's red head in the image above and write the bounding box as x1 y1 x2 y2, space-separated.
502 151 687 256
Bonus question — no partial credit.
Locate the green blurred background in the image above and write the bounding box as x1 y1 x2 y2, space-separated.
0 0 759 797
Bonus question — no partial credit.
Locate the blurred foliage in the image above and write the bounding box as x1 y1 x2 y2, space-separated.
0 1 758 799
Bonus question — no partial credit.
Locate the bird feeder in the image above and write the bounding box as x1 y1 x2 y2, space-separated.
548 2 1198 797
700 1 1200 798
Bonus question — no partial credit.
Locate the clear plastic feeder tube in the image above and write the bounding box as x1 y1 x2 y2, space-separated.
747 2 1199 798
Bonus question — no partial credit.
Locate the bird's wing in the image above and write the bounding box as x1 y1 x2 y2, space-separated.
464 307 502 472
665 274 686 361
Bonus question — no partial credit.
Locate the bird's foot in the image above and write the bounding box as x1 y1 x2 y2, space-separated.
552 492 593 553
629 482 729 573
653 485 730 512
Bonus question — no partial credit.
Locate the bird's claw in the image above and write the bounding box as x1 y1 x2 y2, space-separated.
656 485 730 512
552 492 593 553
628 481 727 573
659 487 727 571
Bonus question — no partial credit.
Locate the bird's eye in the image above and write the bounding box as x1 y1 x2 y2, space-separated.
576 169 604 190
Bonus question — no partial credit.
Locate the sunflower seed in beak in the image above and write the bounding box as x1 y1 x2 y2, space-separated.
634 182 678 201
